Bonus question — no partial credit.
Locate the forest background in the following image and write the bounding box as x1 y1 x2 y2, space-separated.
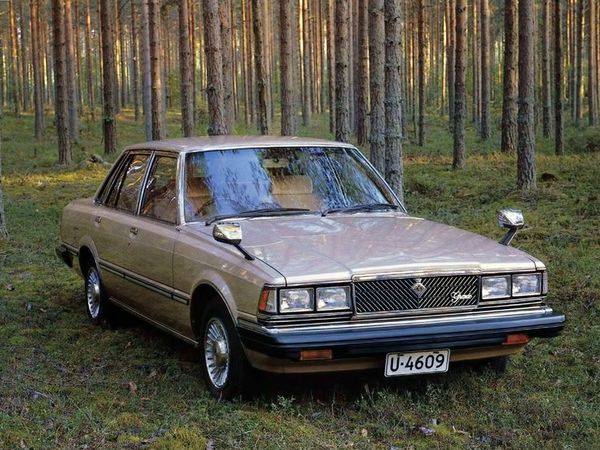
0 0 599 448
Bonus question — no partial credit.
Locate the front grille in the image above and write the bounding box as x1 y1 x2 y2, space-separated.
354 275 479 314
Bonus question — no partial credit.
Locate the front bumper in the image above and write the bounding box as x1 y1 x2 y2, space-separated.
238 306 565 364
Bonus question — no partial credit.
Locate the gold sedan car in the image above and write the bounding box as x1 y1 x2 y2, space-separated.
57 137 565 399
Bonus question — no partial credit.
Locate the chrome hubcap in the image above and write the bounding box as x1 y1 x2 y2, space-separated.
204 318 230 389
86 268 101 319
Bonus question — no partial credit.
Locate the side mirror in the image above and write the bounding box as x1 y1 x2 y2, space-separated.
213 222 243 245
212 223 254 260
498 208 524 246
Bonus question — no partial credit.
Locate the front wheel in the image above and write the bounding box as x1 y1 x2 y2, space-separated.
200 303 250 400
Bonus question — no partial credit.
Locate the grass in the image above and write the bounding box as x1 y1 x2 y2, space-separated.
0 110 599 449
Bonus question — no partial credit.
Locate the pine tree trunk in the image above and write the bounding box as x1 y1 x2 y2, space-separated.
554 0 564 156
130 1 140 121
302 0 312 127
31 0 44 139
453 0 467 170
64 0 79 143
203 0 227 135
8 0 22 115
18 0 29 112
588 0 598 126
384 0 404 202
0 37 5 115
574 0 583 126
280 0 296 135
356 0 369 146
99 0 117 154
141 0 152 140
327 0 336 133
149 0 165 139
417 0 425 146
369 0 385 174
220 0 235 132
517 0 536 190
541 0 552 137
501 0 517 153
178 0 194 137
52 0 72 164
446 0 455 128
479 0 490 139
335 0 350 142
252 0 270 134
0 151 8 238
85 0 96 121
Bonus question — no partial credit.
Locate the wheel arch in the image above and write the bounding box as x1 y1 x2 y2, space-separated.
189 282 237 341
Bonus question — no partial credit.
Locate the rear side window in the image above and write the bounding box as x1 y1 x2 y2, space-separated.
140 156 178 223
106 153 150 213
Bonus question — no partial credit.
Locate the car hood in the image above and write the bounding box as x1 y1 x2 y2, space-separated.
188 213 542 284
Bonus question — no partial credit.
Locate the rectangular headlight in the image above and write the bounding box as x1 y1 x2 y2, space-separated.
279 288 314 313
512 273 541 297
316 286 351 311
482 276 510 299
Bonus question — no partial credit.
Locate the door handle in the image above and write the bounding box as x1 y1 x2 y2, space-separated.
94 216 102 224
129 227 139 235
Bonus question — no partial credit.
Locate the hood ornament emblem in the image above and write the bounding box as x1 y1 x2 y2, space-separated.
411 278 427 299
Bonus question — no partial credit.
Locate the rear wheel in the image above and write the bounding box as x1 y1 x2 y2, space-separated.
200 302 251 400
83 262 113 325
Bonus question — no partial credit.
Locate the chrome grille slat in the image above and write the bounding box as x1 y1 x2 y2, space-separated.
354 275 479 314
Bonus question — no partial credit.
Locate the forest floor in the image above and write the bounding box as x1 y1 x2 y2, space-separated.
0 111 599 449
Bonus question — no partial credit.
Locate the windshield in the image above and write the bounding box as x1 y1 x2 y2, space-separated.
184 146 398 222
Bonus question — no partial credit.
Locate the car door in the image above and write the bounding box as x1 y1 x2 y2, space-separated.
121 153 186 332
92 151 151 303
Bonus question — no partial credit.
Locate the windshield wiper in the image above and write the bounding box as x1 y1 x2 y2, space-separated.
321 203 400 217
205 208 311 225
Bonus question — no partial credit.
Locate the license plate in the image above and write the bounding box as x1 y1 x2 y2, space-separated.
385 349 450 377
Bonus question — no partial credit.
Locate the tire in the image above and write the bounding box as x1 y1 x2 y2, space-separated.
200 301 251 400
83 262 113 326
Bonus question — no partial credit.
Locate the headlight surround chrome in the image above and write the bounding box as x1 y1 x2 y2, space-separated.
481 275 511 299
279 288 314 313
316 286 351 311
512 273 542 297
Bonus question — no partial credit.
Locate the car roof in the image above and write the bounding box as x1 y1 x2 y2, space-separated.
125 135 356 154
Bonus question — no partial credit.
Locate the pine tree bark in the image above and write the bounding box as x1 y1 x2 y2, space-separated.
327 0 336 133
588 0 598 126
64 0 79 143
179 0 194 137
52 0 72 164
301 0 312 127
541 0 552 137
8 0 22 115
417 0 425 146
554 0 564 155
99 0 117 154
517 0 536 190
85 0 96 121
384 0 404 202
479 0 490 139
335 0 350 142
149 0 165 139
280 0 296 135
140 0 152 140
203 0 227 135
220 0 235 132
31 0 44 139
452 0 467 170
501 0 517 153
130 0 140 121
356 0 369 146
446 0 455 128
574 0 583 126
369 0 385 174
252 0 270 134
